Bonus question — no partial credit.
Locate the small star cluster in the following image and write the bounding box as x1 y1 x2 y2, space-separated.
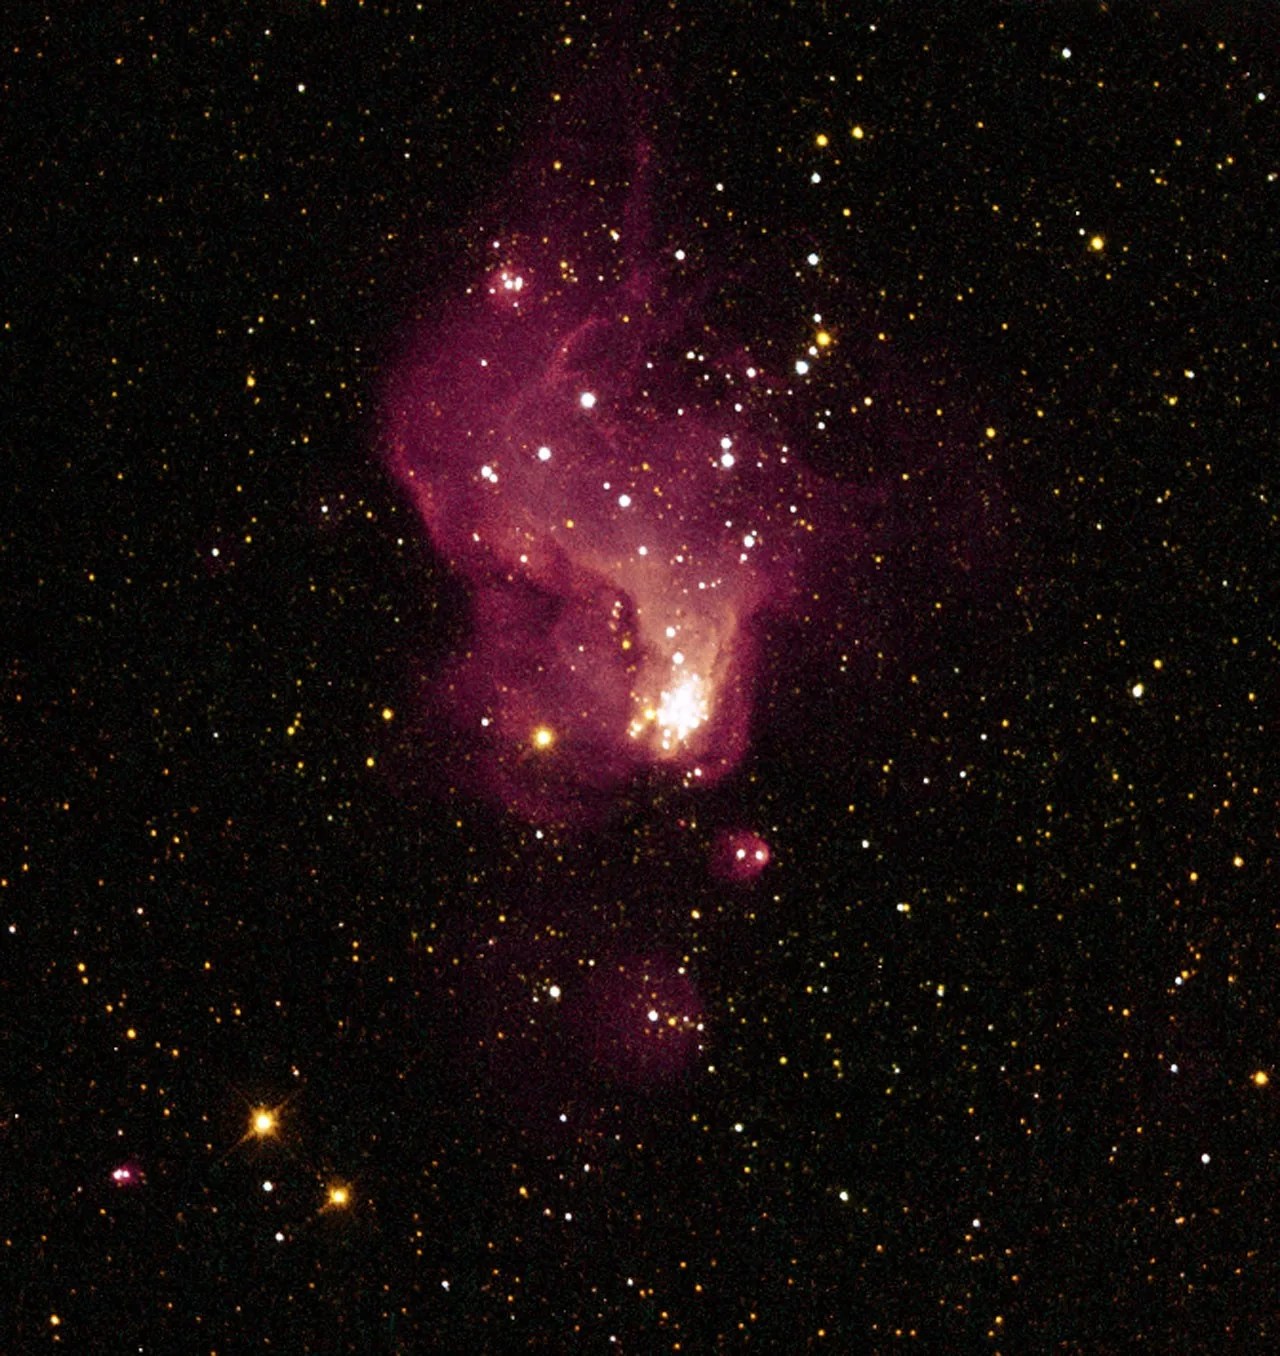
5 2 1276 1351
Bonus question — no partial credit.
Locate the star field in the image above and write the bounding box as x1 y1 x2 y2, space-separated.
5 3 1277 1351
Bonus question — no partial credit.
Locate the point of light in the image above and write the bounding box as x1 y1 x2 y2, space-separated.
1253 1070 1270 1088
579 391 597 409
328 1184 350 1208
252 1109 276 1136
531 726 556 749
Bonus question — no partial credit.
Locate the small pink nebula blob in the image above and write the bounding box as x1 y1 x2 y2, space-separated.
711 828 772 883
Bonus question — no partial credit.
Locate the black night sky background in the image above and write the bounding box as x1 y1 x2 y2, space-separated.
4 3 1277 1351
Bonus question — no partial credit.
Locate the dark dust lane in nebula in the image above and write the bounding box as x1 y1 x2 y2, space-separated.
381 72 884 824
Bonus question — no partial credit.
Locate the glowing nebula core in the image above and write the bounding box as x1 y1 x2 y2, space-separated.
383 109 838 821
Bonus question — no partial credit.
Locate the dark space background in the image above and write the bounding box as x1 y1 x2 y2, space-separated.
4 3 1276 1351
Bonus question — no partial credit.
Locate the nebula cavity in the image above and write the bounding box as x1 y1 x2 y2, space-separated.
384 113 831 820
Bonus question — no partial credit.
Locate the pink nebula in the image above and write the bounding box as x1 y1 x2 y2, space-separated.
382 102 838 822
110 1161 143 1187
381 76 1003 824
711 828 772 883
